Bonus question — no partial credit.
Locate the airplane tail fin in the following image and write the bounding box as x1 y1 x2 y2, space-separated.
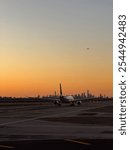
59 83 62 97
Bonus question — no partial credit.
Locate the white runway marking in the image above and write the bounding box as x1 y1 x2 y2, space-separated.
65 139 91 145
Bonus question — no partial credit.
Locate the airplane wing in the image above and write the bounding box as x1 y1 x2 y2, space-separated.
44 97 60 101
74 97 98 101
44 97 62 105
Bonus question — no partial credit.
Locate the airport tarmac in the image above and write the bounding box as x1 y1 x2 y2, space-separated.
0 101 113 149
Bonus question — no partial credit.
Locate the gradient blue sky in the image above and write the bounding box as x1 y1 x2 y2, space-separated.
0 0 112 97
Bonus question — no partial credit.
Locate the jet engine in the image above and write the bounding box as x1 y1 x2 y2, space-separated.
77 100 82 105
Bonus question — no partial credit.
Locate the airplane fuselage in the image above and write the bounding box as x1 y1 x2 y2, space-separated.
60 95 75 103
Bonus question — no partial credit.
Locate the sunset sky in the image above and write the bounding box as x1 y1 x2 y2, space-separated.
0 0 112 97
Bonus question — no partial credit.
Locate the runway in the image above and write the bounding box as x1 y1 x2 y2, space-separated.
0 139 112 150
0 100 113 149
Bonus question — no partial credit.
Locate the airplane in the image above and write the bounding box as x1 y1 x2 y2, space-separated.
47 83 96 106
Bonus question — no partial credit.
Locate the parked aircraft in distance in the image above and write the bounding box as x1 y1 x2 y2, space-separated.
48 83 96 106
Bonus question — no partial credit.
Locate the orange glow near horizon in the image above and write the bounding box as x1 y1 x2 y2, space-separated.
0 63 112 97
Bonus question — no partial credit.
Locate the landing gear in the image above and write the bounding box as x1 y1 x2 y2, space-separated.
70 102 75 106
58 102 62 106
54 100 62 106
